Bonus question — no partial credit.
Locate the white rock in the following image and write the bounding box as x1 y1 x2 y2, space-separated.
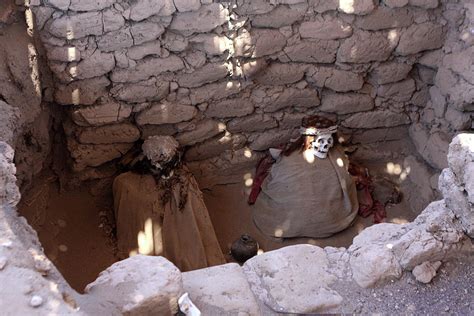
0 257 7 270
127 41 162 60
227 114 277 133
325 69 364 92
182 263 260 315
377 78 416 102
234 29 287 58
103 8 125 33
189 80 242 105
130 21 166 45
98 28 134 52
260 87 320 112
29 295 43 308
409 0 439 8
85 255 183 315
71 100 132 127
189 34 232 56
255 63 306 86
45 45 81 62
243 245 343 313
384 0 408 7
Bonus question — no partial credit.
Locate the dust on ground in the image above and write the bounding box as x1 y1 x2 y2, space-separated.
17 171 118 293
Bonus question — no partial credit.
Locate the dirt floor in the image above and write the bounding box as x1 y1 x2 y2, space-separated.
16 159 418 293
203 162 417 261
17 172 117 293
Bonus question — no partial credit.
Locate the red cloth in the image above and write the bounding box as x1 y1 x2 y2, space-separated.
349 163 387 223
248 155 274 205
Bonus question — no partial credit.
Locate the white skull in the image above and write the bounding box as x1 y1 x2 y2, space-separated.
311 133 334 159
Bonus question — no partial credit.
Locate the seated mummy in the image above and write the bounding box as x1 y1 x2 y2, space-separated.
113 136 226 271
250 116 359 238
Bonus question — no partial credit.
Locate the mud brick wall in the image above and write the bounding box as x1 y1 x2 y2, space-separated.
29 0 472 184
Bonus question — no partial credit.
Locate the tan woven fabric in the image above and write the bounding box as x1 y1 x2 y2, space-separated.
113 168 225 271
252 146 358 238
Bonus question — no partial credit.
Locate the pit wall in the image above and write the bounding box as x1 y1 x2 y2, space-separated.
27 0 472 189
0 1 54 191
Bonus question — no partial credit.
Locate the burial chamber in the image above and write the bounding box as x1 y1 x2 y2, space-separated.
0 0 473 314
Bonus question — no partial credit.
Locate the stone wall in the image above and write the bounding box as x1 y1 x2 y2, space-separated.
28 0 469 186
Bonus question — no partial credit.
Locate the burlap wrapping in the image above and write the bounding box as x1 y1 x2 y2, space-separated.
252 146 358 238
113 168 226 271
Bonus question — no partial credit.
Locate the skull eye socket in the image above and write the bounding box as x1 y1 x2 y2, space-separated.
317 138 324 143
328 137 333 145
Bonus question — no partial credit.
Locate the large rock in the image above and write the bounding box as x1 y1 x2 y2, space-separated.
370 61 412 84
178 63 229 88
447 134 474 199
439 169 474 237
252 5 305 28
176 119 225 146
136 102 197 125
103 8 125 32
234 29 287 58
249 128 295 150
338 30 398 63
261 87 320 112
185 133 246 161
189 34 232 56
174 0 201 12
320 93 374 114
243 245 343 313
355 7 413 30
126 0 176 21
67 139 133 171
205 98 254 118
55 76 110 106
111 78 169 103
68 51 115 80
409 124 450 170
111 56 184 83
76 123 141 145
85 255 183 316
69 0 115 11
299 18 353 39
403 155 436 212
71 100 132 127
254 63 306 86
98 28 134 52
396 22 445 55
46 11 103 39
182 263 260 314
324 69 364 92
169 4 228 35
189 80 242 105
127 41 162 60
227 114 277 133
130 22 166 45
45 45 81 62
284 39 339 63
409 0 439 8
343 111 410 128
377 78 416 102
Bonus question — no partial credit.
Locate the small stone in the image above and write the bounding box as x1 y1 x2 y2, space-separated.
30 295 43 308
59 245 68 252
0 257 7 270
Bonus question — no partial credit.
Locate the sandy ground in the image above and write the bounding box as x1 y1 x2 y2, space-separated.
17 172 117 293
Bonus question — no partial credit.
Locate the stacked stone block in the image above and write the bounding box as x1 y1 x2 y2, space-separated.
29 0 472 183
